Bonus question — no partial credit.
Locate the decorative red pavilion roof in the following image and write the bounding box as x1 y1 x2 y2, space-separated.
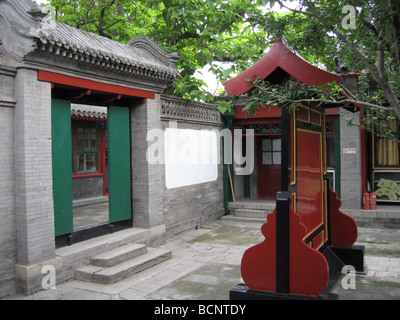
223 39 342 96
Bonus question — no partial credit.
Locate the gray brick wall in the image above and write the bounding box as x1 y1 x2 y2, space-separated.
340 108 362 209
160 120 225 237
0 70 226 296
131 94 164 229
0 66 17 297
14 68 56 266
72 176 103 200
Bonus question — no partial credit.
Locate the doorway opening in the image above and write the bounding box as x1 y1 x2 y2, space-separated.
258 137 282 199
52 96 134 247
71 104 109 230
232 120 282 200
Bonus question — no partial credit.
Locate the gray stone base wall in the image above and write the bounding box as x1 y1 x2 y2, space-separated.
72 176 104 200
0 277 16 298
161 114 225 237
163 179 225 237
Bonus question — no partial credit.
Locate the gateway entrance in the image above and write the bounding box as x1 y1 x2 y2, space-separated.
52 98 132 245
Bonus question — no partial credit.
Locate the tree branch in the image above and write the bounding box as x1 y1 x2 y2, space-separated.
273 0 398 112
282 98 388 110
275 0 313 16
302 0 399 114
97 0 116 39
387 0 400 66
251 84 388 111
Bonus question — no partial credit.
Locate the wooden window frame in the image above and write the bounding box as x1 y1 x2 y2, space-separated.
71 121 107 179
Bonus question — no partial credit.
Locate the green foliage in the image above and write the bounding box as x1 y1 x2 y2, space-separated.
243 78 345 115
247 0 399 109
244 77 399 140
359 106 399 141
44 0 267 102
40 0 399 128
214 100 231 115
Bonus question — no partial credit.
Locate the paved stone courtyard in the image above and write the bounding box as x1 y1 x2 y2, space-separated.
2 217 400 301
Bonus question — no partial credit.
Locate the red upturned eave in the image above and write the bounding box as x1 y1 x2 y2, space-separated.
223 39 341 96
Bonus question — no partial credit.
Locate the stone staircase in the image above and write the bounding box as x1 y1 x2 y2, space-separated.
223 200 276 223
76 243 172 284
224 200 400 228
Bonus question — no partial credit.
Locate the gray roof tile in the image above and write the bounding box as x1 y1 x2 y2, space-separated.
36 19 178 82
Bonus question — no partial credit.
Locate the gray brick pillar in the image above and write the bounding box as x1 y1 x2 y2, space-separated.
14 68 60 293
0 65 17 297
340 108 362 209
131 94 164 229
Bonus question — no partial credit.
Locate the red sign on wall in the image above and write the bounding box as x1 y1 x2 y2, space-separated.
343 148 357 154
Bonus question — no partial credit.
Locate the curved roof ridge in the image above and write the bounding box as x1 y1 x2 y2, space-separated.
223 38 341 96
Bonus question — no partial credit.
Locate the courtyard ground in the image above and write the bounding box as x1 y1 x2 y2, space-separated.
3 215 400 302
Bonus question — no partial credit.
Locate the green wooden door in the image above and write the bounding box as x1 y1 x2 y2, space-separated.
52 99 73 236
108 106 132 223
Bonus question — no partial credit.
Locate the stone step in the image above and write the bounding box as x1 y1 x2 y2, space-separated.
229 201 275 211
76 247 172 284
220 215 266 224
90 243 148 267
232 208 270 219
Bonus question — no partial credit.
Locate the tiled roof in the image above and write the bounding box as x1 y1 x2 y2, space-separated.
71 104 107 121
2 1 179 86
36 20 178 83
224 38 342 96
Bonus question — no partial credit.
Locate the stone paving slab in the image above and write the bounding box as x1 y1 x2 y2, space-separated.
2 220 400 301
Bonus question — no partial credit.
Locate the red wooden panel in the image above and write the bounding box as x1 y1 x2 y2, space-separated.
241 212 276 292
234 105 281 119
291 112 296 184
329 188 358 247
241 208 329 296
310 110 321 126
296 129 325 245
288 210 328 295
297 106 309 123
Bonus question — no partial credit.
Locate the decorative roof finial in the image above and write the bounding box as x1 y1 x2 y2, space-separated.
27 4 48 22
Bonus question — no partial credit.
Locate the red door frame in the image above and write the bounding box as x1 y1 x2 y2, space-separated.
39 70 156 199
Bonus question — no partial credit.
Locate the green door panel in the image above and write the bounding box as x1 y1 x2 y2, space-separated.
52 99 73 236
108 106 132 223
